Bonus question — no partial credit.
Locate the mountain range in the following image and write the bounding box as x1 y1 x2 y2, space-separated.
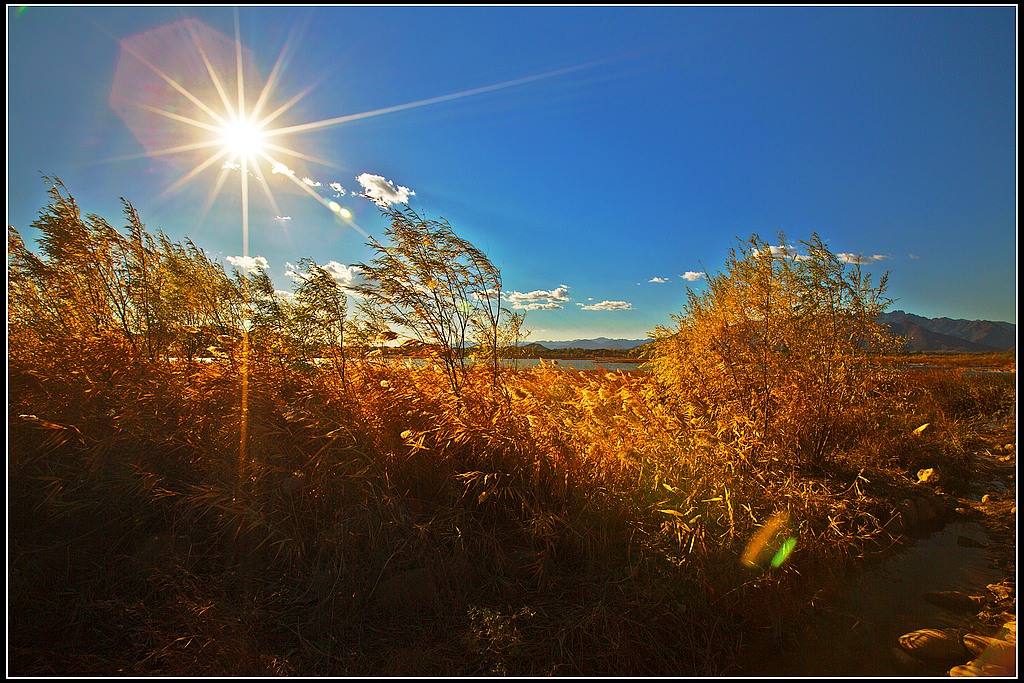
528 337 651 351
877 311 1015 352
531 312 1016 353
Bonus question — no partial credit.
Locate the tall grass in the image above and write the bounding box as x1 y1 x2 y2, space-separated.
8 183 1014 675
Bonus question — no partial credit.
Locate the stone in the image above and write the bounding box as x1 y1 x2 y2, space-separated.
997 620 1016 645
985 582 1014 601
898 628 969 664
956 535 988 549
949 662 988 676
922 590 985 612
891 646 941 675
962 633 1015 659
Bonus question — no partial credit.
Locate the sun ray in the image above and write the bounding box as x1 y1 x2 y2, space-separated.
248 18 310 124
247 158 284 218
159 147 233 199
263 61 601 140
118 34 230 129
261 141 340 170
255 81 322 132
184 18 241 123
234 11 247 130
128 101 226 137
101 139 226 164
198 166 235 223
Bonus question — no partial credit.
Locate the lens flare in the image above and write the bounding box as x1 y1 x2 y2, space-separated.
742 511 798 570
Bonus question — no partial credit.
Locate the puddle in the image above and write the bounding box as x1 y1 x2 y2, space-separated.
741 520 1004 676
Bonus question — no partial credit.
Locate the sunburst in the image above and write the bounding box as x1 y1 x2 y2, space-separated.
109 12 598 255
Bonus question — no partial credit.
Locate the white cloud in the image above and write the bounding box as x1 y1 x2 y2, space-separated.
272 162 296 178
577 300 633 311
274 289 296 302
302 177 321 187
908 253 920 260
275 215 292 221
222 161 241 171
649 277 669 283
356 172 415 206
837 253 888 265
752 245 799 260
226 255 269 274
681 271 705 281
329 182 346 196
285 260 365 292
322 261 366 289
504 284 570 310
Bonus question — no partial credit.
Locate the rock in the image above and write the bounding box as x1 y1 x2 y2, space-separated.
898 628 969 664
963 633 1015 659
949 662 982 676
959 649 1016 677
985 582 1014 601
917 467 939 484
997 620 1016 645
956 535 988 549
922 590 986 612
949 661 1003 676
891 646 941 675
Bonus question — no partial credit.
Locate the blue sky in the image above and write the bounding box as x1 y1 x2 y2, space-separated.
7 5 1017 341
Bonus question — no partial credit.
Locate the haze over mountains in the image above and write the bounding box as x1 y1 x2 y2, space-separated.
532 312 1016 353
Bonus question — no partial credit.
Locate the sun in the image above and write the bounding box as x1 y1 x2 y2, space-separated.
218 116 268 162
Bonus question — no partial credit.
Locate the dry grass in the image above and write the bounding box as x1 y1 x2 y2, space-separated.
8 185 1016 675
13 346 1011 675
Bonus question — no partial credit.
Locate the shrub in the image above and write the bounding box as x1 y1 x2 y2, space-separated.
646 233 903 468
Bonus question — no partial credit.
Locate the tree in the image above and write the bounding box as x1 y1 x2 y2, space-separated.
352 204 506 397
646 232 902 467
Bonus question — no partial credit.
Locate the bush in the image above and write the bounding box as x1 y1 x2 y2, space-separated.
646 233 904 468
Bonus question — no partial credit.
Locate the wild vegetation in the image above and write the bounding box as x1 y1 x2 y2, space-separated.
8 179 1016 675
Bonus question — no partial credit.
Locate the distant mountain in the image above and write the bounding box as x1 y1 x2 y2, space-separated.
523 313 1015 354
528 337 652 351
878 311 1015 352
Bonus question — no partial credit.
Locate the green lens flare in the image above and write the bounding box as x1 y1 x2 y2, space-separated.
770 537 797 568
